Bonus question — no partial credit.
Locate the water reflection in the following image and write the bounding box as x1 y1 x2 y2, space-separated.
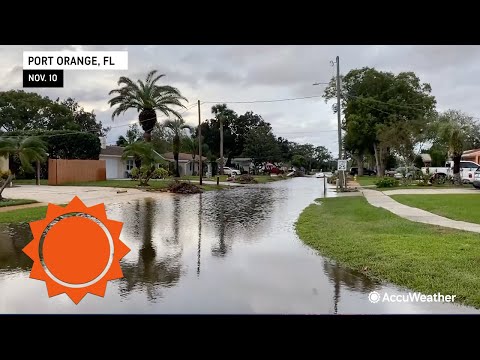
0 224 33 273
118 197 183 301
323 261 378 314
0 178 478 314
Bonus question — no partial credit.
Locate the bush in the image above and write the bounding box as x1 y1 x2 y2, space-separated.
151 167 168 179
374 177 400 188
0 170 11 180
235 174 258 184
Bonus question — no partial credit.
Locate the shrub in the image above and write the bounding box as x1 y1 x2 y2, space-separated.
151 167 168 179
374 177 399 188
0 170 11 180
130 167 140 180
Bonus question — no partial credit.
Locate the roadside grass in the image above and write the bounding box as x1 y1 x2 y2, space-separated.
60 179 228 191
11 179 48 185
295 196 480 309
180 175 286 184
0 199 38 207
391 194 480 225
0 206 48 223
355 176 378 186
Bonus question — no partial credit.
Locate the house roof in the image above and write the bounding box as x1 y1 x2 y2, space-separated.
161 152 207 162
463 149 480 155
100 146 124 156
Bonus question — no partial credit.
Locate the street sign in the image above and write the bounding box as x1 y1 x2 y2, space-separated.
337 160 347 171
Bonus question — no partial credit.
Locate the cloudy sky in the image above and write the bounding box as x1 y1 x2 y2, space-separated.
1 45 478 156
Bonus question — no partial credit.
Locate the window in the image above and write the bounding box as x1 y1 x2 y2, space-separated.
126 159 134 171
461 162 477 169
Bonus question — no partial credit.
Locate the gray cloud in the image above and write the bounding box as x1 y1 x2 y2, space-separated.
1 45 480 155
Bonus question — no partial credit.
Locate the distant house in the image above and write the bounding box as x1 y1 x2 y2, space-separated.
462 149 480 164
99 145 163 179
160 152 207 176
216 157 253 173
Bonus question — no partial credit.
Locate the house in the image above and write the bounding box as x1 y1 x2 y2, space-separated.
216 157 253 173
160 152 207 176
462 149 480 164
99 146 134 179
99 145 164 179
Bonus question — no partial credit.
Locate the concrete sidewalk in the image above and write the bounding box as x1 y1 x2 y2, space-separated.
361 189 480 233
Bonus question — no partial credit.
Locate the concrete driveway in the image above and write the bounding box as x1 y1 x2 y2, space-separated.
2 185 170 207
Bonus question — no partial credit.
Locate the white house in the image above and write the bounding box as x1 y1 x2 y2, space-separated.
160 152 207 176
99 146 133 179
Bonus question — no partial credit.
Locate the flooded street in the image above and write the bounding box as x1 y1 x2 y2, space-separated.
0 177 478 314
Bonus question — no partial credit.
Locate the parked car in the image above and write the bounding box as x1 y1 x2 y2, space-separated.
421 160 480 184
349 167 376 176
222 167 241 176
473 167 480 189
394 166 423 180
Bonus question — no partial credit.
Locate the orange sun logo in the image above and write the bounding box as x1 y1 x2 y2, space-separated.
23 196 130 304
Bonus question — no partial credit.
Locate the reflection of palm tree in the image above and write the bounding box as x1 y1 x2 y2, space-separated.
118 198 183 301
322 261 377 314
211 191 228 257
197 194 202 276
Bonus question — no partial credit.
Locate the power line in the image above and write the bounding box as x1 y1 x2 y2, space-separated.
201 94 323 104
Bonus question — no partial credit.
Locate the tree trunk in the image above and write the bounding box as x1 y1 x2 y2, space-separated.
453 154 462 185
373 144 386 176
354 153 364 176
219 116 224 175
143 131 152 142
0 174 14 200
174 153 180 178
36 161 40 185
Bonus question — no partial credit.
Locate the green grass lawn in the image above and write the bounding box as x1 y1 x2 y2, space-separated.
355 175 379 186
295 196 480 309
391 194 480 224
0 206 49 223
180 174 286 184
11 179 48 185
0 198 38 207
60 179 227 191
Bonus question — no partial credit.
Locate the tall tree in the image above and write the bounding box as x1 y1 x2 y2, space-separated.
323 67 436 176
163 119 192 177
108 70 188 142
244 125 281 172
0 136 47 199
0 91 108 135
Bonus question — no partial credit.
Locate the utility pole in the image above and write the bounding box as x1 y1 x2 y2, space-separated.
335 56 344 190
219 115 224 175
198 100 202 185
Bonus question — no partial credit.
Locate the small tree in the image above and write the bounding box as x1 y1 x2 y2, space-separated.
163 119 192 177
0 136 47 199
122 142 163 186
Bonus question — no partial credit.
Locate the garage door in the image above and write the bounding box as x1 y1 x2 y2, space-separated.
105 158 119 179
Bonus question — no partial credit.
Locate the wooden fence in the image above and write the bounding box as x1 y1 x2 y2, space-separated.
48 159 106 185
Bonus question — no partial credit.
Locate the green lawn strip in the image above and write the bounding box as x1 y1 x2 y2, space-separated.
0 199 38 207
295 196 480 308
391 194 480 225
0 206 48 223
60 179 227 191
355 176 378 186
11 179 48 185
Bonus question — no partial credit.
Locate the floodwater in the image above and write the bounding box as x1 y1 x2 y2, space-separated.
0 177 478 314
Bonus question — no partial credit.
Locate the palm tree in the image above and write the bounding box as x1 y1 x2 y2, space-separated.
163 119 192 177
108 70 188 142
122 141 163 186
0 136 47 200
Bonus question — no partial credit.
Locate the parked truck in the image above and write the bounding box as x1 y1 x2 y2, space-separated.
421 160 480 184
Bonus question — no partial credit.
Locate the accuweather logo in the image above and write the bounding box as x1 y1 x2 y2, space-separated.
368 291 456 304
